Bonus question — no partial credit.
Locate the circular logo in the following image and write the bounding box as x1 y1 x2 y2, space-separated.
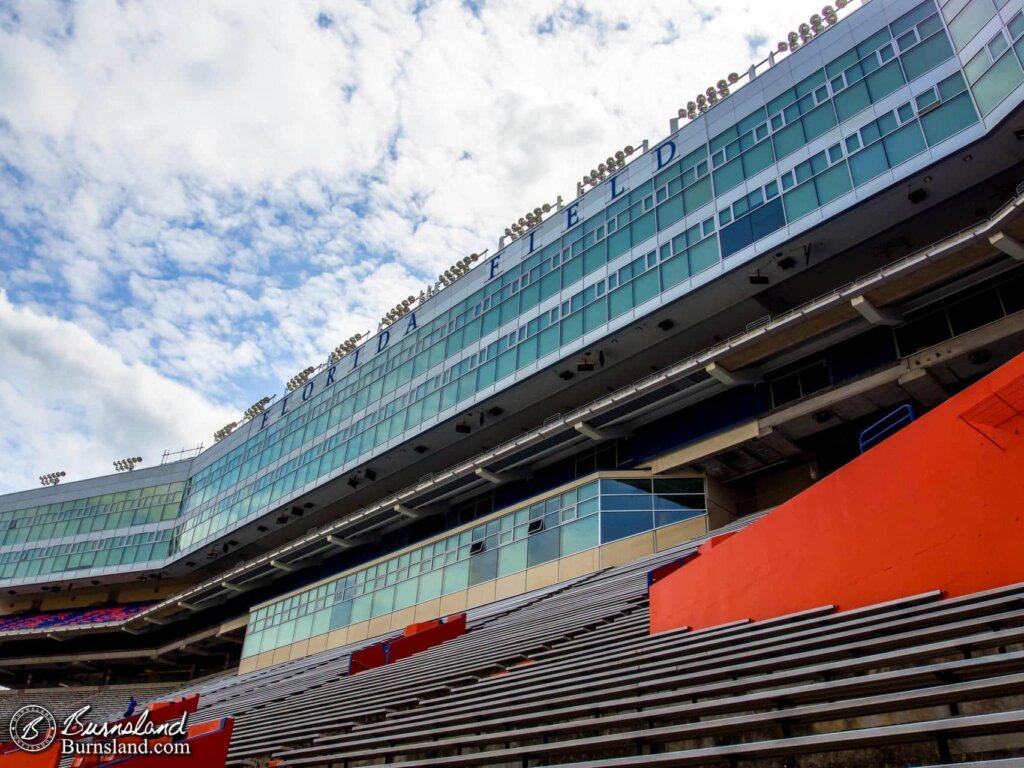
9 704 57 752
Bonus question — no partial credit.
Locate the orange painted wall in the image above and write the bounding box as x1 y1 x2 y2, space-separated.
650 352 1024 634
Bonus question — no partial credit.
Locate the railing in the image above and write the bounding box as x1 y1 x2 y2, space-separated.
859 404 916 454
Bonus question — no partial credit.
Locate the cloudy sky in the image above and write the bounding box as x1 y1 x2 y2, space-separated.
0 0 826 493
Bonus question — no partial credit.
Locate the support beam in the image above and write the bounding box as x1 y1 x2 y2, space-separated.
704 362 759 386
475 467 504 484
851 295 903 326
574 421 605 441
177 601 200 612
573 422 631 441
270 559 297 572
144 616 168 626
394 503 424 520
326 534 372 549
898 367 948 409
220 581 245 593
989 231 1024 261
46 633 64 642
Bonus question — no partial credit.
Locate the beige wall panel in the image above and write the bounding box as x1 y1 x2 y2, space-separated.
466 581 497 609
439 590 468 616
306 633 328 655
655 517 708 551
414 598 441 623
558 549 599 581
599 532 654 569
494 572 527 601
389 606 417 632
525 561 560 591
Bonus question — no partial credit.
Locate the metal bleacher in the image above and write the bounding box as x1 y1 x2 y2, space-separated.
25 509 1023 766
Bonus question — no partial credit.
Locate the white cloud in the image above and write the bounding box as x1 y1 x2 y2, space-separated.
0 0 836 492
0 290 236 493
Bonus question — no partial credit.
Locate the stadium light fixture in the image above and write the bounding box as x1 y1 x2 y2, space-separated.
329 333 364 364
578 147 635 194
39 471 66 486
113 456 143 472
504 199 562 242
213 422 238 442
243 397 272 421
286 367 316 392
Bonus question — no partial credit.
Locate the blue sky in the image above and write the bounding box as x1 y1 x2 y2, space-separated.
0 0 825 493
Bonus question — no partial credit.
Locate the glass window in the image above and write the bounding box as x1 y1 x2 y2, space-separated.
561 515 599 556
527 528 559 567
973 52 1024 114
948 0 997 50
600 510 654 543
468 548 498 586
834 80 871 121
782 181 819 222
497 539 527 577
920 91 978 144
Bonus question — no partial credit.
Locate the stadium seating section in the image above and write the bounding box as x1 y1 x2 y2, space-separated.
0 603 155 634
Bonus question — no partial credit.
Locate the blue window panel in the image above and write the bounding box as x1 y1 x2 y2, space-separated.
948 0 997 50
561 515 599 556
834 80 871 121
857 28 893 59
719 214 754 258
749 197 786 242
972 51 1024 114
783 180 819 222
526 528 559 566
849 141 890 185
902 31 955 81
882 122 927 166
920 91 979 144
600 510 654 543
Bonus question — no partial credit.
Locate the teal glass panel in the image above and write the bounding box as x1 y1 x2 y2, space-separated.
849 142 890 185
834 80 871 121
607 227 630 260
683 176 712 211
526 528 559 567
468 548 498 586
713 157 745 194
560 515 599 556
350 594 372 624
609 283 632 318
688 238 719 274
741 140 774 178
311 608 331 637
865 59 906 102
417 569 443 601
371 586 395 617
394 578 418 610
772 120 807 161
630 210 656 245
972 51 1024 114
782 181 819 222
497 539 527 577
948 0 996 50
660 253 690 289
802 102 838 143
882 122 927 166
901 31 954 81
441 560 468 595
920 91 978 144
656 192 685 231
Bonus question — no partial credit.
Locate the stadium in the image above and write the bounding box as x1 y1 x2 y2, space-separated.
2 0 1024 765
